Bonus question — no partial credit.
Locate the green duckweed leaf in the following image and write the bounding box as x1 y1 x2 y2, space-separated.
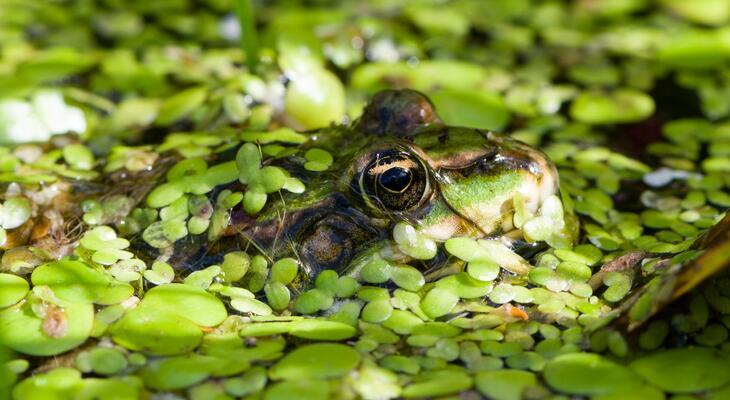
240 128 308 144
288 319 357 340
231 296 273 316
0 198 32 230
401 370 473 398
183 265 220 289
390 265 425 292
264 380 329 400
283 177 305 193
260 166 288 192
404 5 470 36
11 368 83 400
0 273 29 308
430 88 510 131
351 60 488 92
86 347 128 376
79 226 129 251
361 300 393 323
270 257 298 285
421 287 460 319
293 288 334 314
109 98 160 131
140 283 227 327
570 89 655 124
657 29 730 68
142 219 188 248
155 86 208 126
140 355 220 390
269 343 361 380
629 347 730 393
393 222 437 260
661 0 730 25
143 261 175 285
76 377 140 400
0 298 94 356
110 306 203 356
243 190 268 214
62 144 94 171
475 370 538 400
237 143 263 185
221 251 250 283
304 148 333 171
543 353 643 395
264 282 291 311
222 366 267 397
166 158 208 182
223 93 251 123
146 182 186 209
31 260 111 304
284 69 346 130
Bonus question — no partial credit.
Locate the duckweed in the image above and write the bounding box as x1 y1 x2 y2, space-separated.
393 222 438 260
0 297 94 356
62 144 95 171
236 143 304 214
304 148 333 172
269 343 360 380
629 347 730 393
401 369 473 398
3 0 730 398
31 260 120 304
140 355 220 390
0 273 28 308
0 197 31 230
288 319 356 340
142 261 175 285
421 287 460 318
543 353 643 395
265 380 330 400
475 370 539 400
269 257 298 284
83 347 128 376
155 87 208 126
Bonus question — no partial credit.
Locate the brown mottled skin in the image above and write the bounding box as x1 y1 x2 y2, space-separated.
137 90 558 284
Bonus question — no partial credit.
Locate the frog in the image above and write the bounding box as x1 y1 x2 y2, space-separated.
156 89 561 284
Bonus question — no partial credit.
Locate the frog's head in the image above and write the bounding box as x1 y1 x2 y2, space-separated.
347 89 558 240
241 89 559 279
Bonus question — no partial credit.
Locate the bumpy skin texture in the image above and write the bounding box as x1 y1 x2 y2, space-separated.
167 90 559 278
355 89 441 138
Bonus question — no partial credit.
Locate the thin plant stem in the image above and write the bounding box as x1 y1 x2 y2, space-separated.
234 0 259 72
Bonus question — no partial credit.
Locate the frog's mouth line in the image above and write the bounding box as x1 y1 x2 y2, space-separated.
438 190 492 238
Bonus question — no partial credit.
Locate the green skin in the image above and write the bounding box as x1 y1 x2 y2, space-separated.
176 90 558 280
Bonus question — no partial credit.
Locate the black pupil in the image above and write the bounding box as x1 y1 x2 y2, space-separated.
379 167 412 193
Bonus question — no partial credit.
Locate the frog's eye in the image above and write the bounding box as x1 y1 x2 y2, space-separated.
360 151 431 212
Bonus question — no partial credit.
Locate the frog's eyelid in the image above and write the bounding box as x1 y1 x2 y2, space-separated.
434 148 499 171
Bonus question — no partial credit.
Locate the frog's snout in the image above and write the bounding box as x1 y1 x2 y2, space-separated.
431 135 560 239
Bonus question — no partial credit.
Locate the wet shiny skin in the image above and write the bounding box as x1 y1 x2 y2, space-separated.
169 90 559 280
